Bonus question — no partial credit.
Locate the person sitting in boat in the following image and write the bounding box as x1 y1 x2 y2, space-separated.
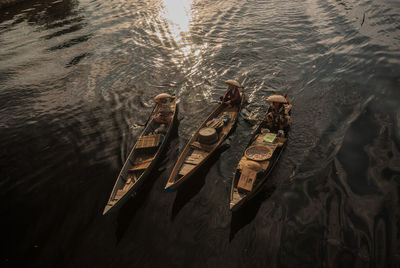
154 93 174 124
264 94 290 133
220 80 242 106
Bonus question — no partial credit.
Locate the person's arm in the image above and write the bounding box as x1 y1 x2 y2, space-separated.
222 89 230 103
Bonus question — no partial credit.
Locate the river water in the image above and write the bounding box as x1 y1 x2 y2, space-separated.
1 0 400 267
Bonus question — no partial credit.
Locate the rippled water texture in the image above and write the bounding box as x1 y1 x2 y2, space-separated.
1 0 400 267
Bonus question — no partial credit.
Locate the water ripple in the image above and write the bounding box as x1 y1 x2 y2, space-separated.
1 0 400 267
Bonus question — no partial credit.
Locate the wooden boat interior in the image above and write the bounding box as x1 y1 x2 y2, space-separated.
167 103 240 189
231 128 287 209
230 97 291 209
107 99 176 207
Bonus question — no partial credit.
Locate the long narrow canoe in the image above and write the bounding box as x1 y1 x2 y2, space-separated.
103 98 177 215
165 94 244 191
229 100 291 211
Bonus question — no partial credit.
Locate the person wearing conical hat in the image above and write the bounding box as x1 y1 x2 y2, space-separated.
154 93 175 124
264 94 290 132
220 80 242 106
154 93 174 113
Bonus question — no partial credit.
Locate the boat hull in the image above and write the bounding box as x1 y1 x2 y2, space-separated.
103 99 177 215
165 95 245 191
230 99 291 211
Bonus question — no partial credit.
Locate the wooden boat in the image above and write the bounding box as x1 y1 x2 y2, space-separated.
165 94 245 191
103 96 177 215
229 98 291 211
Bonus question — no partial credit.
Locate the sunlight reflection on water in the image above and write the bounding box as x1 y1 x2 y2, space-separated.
1 0 400 267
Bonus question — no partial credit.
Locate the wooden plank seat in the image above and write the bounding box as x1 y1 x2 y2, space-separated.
133 156 155 165
130 157 155 171
237 167 258 192
135 134 161 149
179 163 196 176
185 150 208 165
130 161 151 171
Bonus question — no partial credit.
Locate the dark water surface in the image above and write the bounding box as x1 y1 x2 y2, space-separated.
1 0 400 267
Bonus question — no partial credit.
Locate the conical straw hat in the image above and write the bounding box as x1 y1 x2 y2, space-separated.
154 93 174 103
225 80 242 88
266 94 287 103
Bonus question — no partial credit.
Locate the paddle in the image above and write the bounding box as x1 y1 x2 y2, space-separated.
240 77 247 91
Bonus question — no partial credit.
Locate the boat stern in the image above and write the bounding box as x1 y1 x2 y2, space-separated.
102 204 113 215
164 182 178 192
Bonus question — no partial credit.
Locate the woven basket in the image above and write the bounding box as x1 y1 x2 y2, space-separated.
245 145 273 161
